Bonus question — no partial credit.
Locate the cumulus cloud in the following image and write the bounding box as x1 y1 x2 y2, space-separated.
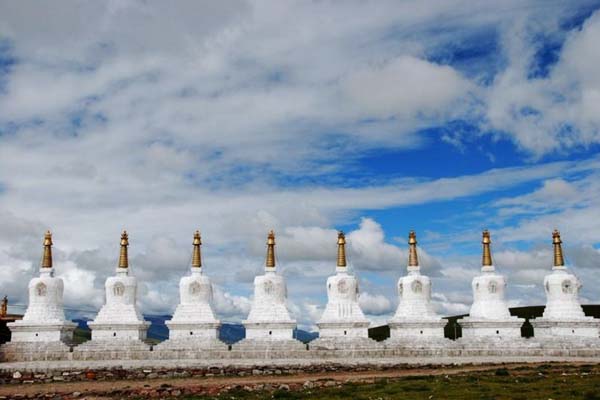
486 9 600 156
358 292 393 316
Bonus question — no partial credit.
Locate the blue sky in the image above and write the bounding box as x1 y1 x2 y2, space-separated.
1 1 600 328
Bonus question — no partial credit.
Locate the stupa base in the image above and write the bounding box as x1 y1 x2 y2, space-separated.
242 321 297 340
165 321 220 340
459 317 525 339
316 321 370 339
388 319 446 340
7 321 77 343
531 318 600 339
88 321 151 341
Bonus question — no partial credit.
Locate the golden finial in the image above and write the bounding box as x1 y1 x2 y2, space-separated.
408 230 419 267
337 231 347 267
266 230 276 268
0 296 7 318
192 230 202 268
552 229 564 267
41 230 53 268
118 230 129 269
482 230 492 266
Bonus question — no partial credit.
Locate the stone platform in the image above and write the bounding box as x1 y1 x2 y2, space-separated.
152 338 229 359
229 339 307 359
72 339 151 361
531 318 600 338
0 342 72 362
459 317 525 339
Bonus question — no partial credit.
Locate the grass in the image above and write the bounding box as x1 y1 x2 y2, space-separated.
179 364 600 400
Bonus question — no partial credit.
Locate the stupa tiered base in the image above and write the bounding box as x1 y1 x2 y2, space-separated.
316 321 371 339
6 321 77 343
0 341 73 362
459 317 525 339
531 318 600 339
165 321 220 340
73 339 152 360
87 321 151 341
242 322 297 340
388 319 446 340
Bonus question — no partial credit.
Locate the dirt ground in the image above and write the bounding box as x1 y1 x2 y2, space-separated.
0 362 582 399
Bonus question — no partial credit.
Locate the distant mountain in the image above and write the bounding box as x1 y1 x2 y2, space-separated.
72 315 319 344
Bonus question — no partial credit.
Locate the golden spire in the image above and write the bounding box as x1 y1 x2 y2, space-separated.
552 229 564 267
41 230 53 268
192 230 202 268
266 230 276 269
337 231 347 267
118 230 129 269
482 230 493 266
408 230 419 267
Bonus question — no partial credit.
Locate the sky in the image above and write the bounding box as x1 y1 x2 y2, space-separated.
1 0 600 330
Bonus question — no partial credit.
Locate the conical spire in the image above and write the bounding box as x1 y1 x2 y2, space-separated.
118 230 129 269
482 230 493 267
337 231 347 267
41 231 53 268
408 230 419 267
192 230 202 268
552 229 565 267
266 230 276 269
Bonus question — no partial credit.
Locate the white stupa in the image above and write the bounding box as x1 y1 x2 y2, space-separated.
531 230 600 339
86 231 150 341
459 230 524 339
156 231 226 351
241 231 299 341
7 231 76 344
387 231 446 341
312 232 372 347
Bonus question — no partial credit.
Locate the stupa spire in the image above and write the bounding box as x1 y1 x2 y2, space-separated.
191 230 202 268
552 229 565 267
266 230 276 269
118 230 129 269
482 230 493 267
408 231 419 267
41 231 53 268
337 231 347 268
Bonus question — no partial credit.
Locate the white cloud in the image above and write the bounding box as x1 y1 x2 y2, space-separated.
358 292 393 316
342 55 471 120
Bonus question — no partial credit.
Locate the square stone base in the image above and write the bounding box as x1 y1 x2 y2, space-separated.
243 322 296 340
531 318 600 339
7 321 77 343
165 322 220 340
459 318 524 339
317 321 370 339
88 321 151 341
388 320 446 340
